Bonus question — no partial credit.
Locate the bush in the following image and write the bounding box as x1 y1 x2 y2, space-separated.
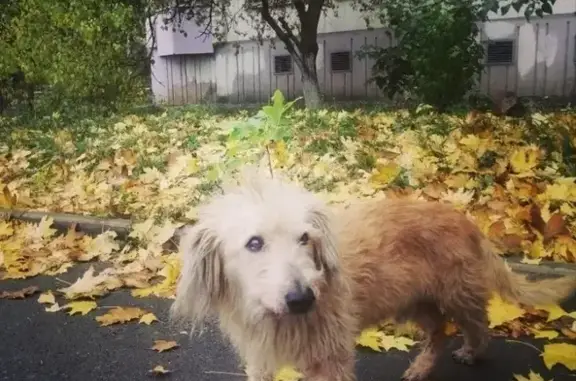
359 0 486 111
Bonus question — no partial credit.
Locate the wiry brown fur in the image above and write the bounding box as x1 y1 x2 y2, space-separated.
171 175 576 381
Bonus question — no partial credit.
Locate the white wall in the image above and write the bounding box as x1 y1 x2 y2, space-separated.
149 1 576 104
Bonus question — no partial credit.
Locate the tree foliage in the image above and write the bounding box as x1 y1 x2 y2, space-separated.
0 0 150 115
357 0 557 111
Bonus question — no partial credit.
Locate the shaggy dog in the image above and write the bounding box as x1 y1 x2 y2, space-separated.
170 174 576 381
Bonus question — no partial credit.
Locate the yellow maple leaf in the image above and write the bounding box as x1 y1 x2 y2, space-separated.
542 343 576 371
37 290 56 305
273 366 303 381
63 301 98 316
131 256 180 299
0 221 14 238
45 303 62 312
59 266 123 300
380 334 416 352
139 313 158 325
531 329 559 340
95 306 147 326
487 294 526 328
370 162 401 187
25 216 57 242
513 370 548 381
83 231 120 261
509 146 539 175
536 304 568 322
151 340 179 353
355 326 383 352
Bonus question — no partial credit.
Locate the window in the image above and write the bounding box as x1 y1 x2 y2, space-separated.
486 40 514 65
330 51 352 72
274 55 293 74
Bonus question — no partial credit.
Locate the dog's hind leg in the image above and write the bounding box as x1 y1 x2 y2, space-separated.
449 296 490 366
401 303 446 381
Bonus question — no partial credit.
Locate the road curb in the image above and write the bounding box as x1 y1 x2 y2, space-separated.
0 208 133 240
2 207 576 277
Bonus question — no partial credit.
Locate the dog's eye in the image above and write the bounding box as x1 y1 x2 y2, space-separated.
299 232 309 245
246 236 264 252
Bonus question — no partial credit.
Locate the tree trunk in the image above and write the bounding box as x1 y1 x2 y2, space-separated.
300 51 323 109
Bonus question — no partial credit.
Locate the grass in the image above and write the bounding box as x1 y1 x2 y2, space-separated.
1 99 576 263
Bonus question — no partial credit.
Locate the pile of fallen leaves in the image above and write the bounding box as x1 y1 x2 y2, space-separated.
1 103 576 380
2 106 575 263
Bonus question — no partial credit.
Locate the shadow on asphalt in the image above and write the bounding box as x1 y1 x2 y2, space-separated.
1 263 575 381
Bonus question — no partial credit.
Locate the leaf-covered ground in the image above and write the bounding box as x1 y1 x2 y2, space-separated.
1 103 576 379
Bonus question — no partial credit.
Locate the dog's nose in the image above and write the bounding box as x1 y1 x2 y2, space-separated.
285 285 316 314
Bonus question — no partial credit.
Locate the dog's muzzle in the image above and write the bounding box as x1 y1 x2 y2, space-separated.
284 283 316 314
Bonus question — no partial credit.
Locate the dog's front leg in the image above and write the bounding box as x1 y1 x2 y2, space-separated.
302 353 356 381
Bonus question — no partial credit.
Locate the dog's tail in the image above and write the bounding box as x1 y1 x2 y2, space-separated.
484 240 576 306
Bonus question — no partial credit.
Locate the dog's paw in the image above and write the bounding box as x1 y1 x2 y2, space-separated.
451 348 475 365
401 367 430 381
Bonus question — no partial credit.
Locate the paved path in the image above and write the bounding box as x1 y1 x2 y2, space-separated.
1 264 575 381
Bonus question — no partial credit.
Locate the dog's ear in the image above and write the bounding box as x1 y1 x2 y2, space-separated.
170 223 226 333
308 207 339 280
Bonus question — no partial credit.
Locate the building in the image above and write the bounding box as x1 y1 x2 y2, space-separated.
148 0 576 105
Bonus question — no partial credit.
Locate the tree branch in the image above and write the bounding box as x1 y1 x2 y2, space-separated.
260 0 302 63
277 16 300 48
292 0 306 20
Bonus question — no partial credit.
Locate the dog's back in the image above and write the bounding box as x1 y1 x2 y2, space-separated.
334 198 491 327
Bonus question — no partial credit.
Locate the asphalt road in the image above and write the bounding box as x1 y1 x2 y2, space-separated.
1 264 575 381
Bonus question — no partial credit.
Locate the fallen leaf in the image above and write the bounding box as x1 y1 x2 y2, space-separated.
370 162 402 186
37 290 56 305
513 370 549 381
95 306 147 326
380 334 416 352
59 266 123 300
560 327 576 339
45 303 62 312
63 301 98 316
151 340 179 353
520 257 542 265
531 329 559 340
510 146 539 174
149 365 171 375
488 294 526 328
536 304 568 322
274 365 303 381
355 327 383 352
541 343 576 371
139 312 158 325
444 321 459 336
0 286 39 299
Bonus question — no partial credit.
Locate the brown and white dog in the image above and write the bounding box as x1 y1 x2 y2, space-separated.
170 174 576 381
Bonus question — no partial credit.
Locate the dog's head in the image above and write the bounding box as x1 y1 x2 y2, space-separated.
170 175 339 328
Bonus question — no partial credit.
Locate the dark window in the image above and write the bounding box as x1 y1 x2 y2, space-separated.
486 40 514 65
330 51 352 72
274 55 293 74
